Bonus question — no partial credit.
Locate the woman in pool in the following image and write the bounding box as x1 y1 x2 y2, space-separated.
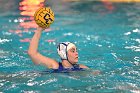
28 27 88 72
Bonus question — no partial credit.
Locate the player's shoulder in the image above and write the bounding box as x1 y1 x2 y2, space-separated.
51 60 60 69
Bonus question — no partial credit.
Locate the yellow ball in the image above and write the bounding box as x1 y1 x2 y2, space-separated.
34 7 55 28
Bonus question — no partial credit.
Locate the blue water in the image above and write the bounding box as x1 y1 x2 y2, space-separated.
0 0 140 93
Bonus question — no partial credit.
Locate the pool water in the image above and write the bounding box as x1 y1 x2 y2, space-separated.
0 0 140 93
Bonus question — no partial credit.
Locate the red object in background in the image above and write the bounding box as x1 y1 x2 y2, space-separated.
101 0 115 11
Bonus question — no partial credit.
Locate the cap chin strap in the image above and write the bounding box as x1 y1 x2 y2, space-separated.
63 59 76 68
67 58 74 66
66 59 78 68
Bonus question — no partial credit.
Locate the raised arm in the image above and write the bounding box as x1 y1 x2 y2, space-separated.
28 27 58 69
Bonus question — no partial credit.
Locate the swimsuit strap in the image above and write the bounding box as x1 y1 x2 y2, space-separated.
58 62 64 70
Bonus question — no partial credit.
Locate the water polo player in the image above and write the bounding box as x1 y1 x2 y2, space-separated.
28 27 88 72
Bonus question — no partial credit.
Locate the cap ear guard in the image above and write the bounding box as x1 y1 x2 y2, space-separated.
57 43 68 60
59 50 67 60
57 42 76 60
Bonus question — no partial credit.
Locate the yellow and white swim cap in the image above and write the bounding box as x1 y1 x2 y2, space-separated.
57 42 76 60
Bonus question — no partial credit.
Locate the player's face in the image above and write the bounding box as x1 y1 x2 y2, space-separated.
67 46 78 64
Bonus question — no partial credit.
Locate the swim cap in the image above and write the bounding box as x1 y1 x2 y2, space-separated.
57 42 76 60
